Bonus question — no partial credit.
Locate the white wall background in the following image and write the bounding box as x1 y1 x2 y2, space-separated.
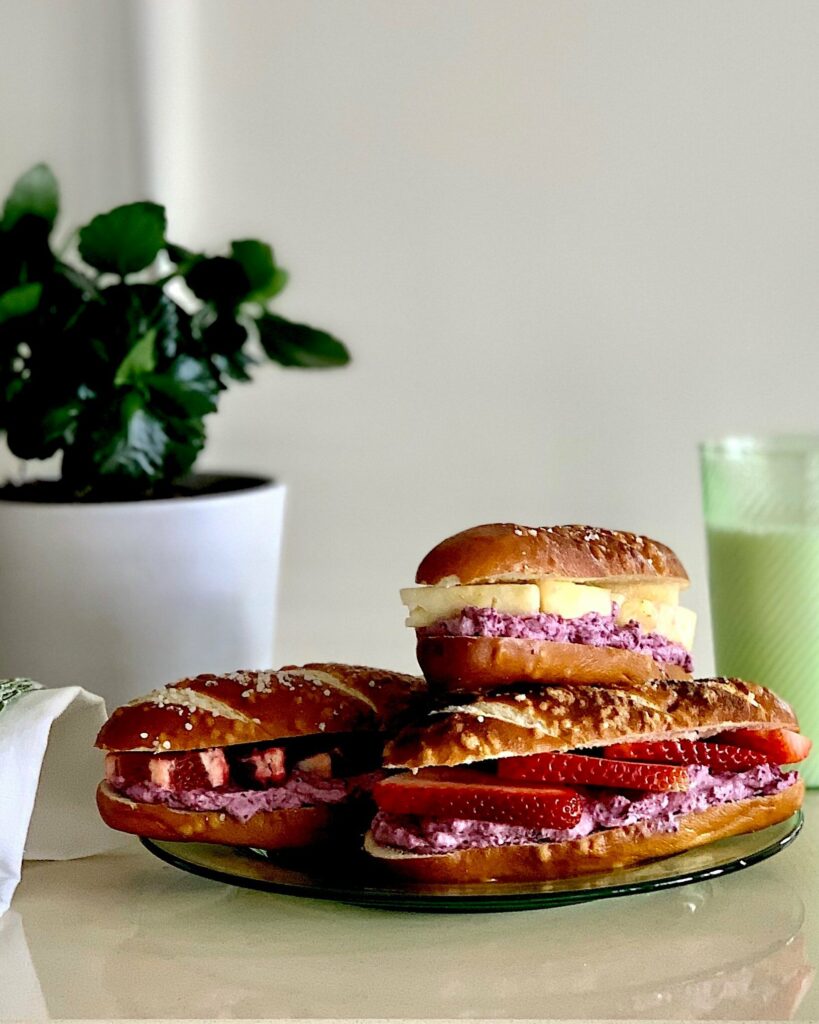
3 0 819 674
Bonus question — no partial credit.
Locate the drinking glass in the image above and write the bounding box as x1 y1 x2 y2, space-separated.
700 435 819 786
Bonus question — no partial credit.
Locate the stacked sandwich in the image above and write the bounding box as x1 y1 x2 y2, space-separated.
365 524 810 881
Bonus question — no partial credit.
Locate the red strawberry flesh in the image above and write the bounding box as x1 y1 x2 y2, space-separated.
238 747 286 786
604 739 767 772
105 749 229 791
373 769 584 830
497 751 690 792
710 728 812 764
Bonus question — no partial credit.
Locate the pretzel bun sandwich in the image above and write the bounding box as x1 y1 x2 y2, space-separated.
400 523 696 692
97 663 424 848
365 678 809 882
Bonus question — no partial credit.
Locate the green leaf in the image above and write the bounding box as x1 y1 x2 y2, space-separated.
148 355 219 417
185 256 250 307
39 400 83 447
163 413 207 479
199 315 248 356
152 292 182 359
212 350 254 382
257 313 350 368
4 387 82 460
0 282 42 324
114 328 157 387
78 202 166 276
2 164 59 231
166 241 200 268
231 240 288 301
94 391 169 479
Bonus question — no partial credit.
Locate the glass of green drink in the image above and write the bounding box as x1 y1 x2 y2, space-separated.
701 435 818 786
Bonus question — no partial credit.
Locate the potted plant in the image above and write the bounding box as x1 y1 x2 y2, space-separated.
0 164 349 709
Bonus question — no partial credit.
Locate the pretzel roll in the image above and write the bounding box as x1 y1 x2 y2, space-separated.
417 524 689 587
384 677 799 769
97 663 425 754
416 636 691 693
402 523 695 691
367 677 806 883
97 782 338 848
365 783 804 883
96 663 426 849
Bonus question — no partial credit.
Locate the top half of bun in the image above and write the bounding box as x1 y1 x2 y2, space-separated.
383 677 798 769
415 523 689 587
96 663 426 754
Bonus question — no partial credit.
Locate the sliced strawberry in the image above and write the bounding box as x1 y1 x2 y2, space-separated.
710 728 812 765
497 751 690 792
164 748 230 790
105 752 149 788
239 747 286 786
604 739 766 772
106 749 230 791
373 769 584 830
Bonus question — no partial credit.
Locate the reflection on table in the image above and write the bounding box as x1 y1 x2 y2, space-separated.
7 837 816 1019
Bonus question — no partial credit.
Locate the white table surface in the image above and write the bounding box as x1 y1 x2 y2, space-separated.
5 792 817 1021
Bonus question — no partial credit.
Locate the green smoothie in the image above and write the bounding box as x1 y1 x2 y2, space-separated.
707 525 818 786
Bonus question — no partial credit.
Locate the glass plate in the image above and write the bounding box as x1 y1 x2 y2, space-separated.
141 810 802 912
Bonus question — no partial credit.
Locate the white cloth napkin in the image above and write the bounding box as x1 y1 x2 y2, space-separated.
0 679 121 916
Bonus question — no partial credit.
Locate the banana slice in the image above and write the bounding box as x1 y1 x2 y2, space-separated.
538 580 613 618
606 582 681 606
400 584 540 628
616 599 696 650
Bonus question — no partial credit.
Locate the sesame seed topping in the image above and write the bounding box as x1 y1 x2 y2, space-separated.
323 689 331 697
162 740 171 749
139 732 148 739
318 722 326 731
184 723 193 731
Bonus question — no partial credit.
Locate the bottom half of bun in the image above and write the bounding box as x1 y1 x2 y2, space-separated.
97 781 341 849
416 635 691 693
364 781 804 883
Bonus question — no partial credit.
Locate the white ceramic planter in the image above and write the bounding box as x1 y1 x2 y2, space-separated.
0 476 286 711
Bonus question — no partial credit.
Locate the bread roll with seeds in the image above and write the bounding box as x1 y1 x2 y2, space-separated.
384 677 798 769
417 523 689 587
367 677 806 883
365 783 804 883
97 663 425 754
95 663 425 849
403 523 695 691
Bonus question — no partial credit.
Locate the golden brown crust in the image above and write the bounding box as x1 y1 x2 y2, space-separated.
96 663 426 754
364 781 804 882
417 636 691 693
97 781 338 848
384 678 799 769
416 523 689 586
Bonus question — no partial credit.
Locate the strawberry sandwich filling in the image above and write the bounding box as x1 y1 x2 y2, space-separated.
371 731 808 855
419 606 693 672
106 738 382 824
